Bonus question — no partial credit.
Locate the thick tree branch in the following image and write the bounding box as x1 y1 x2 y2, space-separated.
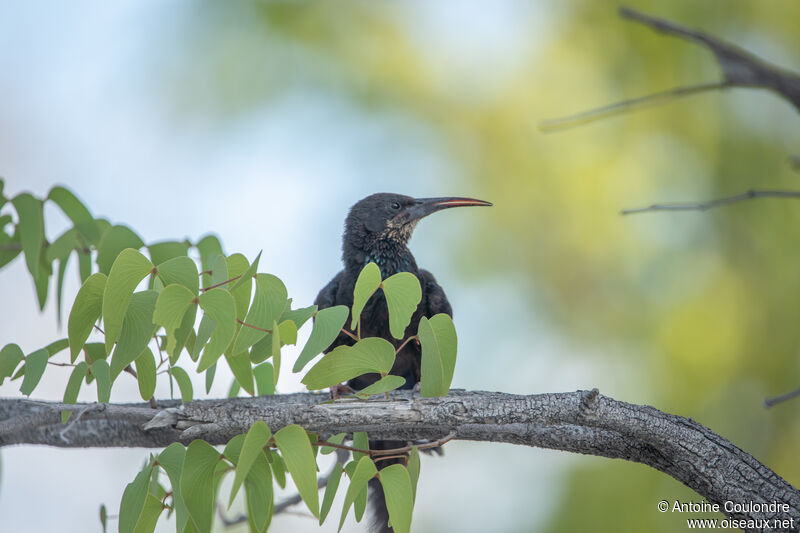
540 7 800 131
1 389 798 528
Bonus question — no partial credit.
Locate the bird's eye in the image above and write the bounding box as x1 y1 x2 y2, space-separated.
390 202 401 210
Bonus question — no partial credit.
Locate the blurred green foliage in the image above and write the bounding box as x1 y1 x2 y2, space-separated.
154 1 800 530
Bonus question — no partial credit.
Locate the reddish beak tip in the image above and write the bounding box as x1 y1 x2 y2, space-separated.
433 198 493 208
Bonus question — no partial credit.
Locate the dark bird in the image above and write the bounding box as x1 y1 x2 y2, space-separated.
314 192 491 533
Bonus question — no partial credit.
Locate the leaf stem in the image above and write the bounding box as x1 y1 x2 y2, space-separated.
200 274 242 292
340 328 359 342
395 335 418 355
237 319 272 333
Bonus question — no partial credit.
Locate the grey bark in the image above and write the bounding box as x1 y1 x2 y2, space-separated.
1 389 798 530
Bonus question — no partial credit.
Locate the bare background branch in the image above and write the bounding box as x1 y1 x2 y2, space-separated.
540 7 800 132
620 189 800 215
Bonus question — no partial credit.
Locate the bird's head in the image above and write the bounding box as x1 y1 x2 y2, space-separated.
343 192 492 256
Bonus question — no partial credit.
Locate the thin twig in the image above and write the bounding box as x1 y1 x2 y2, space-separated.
764 387 800 408
201 274 242 292
59 403 104 444
123 365 138 379
313 431 456 457
237 319 272 334
340 328 359 342
154 335 166 368
621 189 800 215
540 82 728 132
395 335 418 355
374 453 409 463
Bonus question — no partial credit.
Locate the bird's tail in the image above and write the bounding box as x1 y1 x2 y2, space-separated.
368 439 406 533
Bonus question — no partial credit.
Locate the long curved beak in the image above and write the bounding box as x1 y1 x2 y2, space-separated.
406 196 492 222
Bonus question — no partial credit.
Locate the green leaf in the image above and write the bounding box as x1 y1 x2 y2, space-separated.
381 272 422 339
134 348 156 401
47 186 98 243
320 461 344 524
11 193 45 301
19 348 48 396
96 225 145 275
192 315 215 362
418 314 458 397
170 366 193 403
226 253 252 319
253 362 275 395
133 494 163 533
293 305 349 373
278 319 298 345
302 337 395 391
153 284 196 358
245 451 273 533
78 250 92 283
223 433 245 464
0 226 21 270
232 274 287 354
354 375 406 399
354 482 367 523
0 344 24 385
99 504 107 533
195 234 223 287
249 333 273 364
55 257 70 324
273 425 319 518
204 361 216 394
230 250 261 291
110 290 158 380
157 443 191 533
196 289 237 371
271 320 281 386
230 421 272 507
228 379 240 398
61 361 88 423
33 252 51 311
180 440 220 533
351 262 381 330
46 227 79 264
44 339 69 357
156 256 199 295
225 351 254 396
83 342 108 365
352 432 369 462
280 304 317 330
339 456 377 532
408 446 420 500
102 249 154 353
44 338 69 357
119 460 154 533
377 464 414 533
148 241 189 266
320 433 346 455
268 450 286 488
172 305 198 365
91 359 111 402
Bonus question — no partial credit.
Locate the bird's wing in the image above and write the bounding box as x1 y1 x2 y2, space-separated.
314 270 344 310
419 269 453 318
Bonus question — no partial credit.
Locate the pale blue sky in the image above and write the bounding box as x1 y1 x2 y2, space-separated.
0 3 605 532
